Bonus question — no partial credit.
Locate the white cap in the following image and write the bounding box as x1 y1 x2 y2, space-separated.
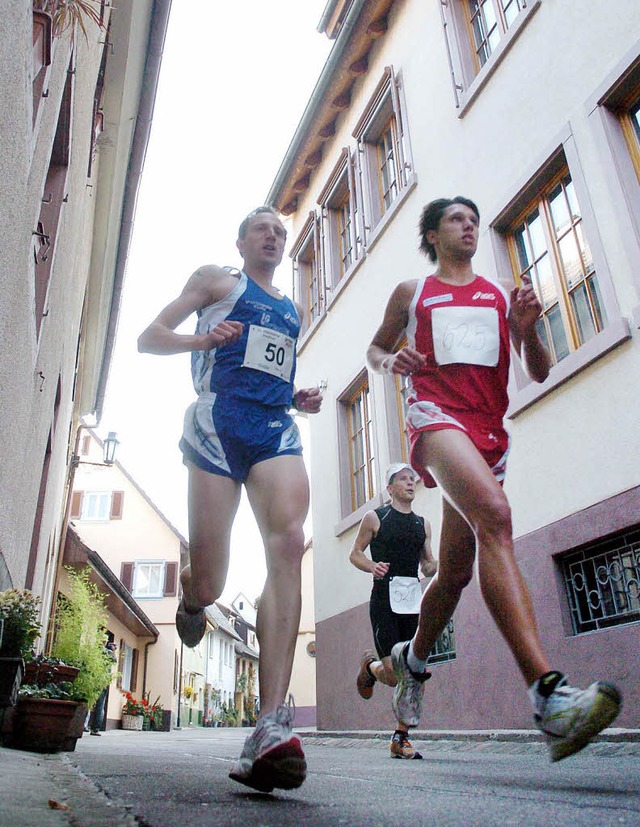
385 463 416 485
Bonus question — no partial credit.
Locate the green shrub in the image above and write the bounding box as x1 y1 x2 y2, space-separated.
51 568 113 708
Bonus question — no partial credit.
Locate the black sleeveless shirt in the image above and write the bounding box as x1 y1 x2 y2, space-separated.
370 505 426 594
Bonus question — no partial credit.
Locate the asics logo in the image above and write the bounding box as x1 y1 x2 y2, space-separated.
473 291 495 301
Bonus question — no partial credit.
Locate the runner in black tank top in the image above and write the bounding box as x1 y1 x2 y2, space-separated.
349 464 437 759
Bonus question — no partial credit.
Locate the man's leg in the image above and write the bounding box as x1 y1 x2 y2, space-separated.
245 454 309 715
416 428 549 683
228 454 308 792
178 465 241 642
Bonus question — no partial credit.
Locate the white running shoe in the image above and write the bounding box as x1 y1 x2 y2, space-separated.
390 642 430 729
229 701 306 792
530 671 622 762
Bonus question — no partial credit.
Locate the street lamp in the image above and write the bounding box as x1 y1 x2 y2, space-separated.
70 431 119 469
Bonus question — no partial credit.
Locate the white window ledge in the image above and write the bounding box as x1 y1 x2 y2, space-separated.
508 317 631 418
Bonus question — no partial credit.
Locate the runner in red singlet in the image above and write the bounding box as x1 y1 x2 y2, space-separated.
366 196 621 762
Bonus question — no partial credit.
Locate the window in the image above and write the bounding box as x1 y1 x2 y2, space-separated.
318 150 363 292
427 619 457 665
506 170 606 366
71 490 124 521
291 213 324 330
132 562 165 598
467 0 523 70
616 87 640 185
81 492 110 521
341 374 377 512
561 527 640 635
117 641 138 693
440 0 540 110
33 59 73 338
353 67 414 235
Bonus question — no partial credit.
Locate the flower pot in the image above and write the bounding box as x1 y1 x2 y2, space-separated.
32 10 52 77
0 658 24 708
62 702 88 752
13 697 79 753
24 661 80 687
121 713 143 731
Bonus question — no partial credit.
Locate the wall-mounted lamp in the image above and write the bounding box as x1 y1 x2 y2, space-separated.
71 431 119 469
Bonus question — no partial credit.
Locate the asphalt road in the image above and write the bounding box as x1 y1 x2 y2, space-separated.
65 727 639 827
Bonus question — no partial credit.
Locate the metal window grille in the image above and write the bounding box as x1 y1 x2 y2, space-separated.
561 527 640 634
427 619 456 665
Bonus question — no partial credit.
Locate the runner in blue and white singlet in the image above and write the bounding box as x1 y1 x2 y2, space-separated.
180 269 304 481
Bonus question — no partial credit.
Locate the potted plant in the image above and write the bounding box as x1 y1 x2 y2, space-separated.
0 589 41 708
23 653 80 687
121 693 145 730
13 681 82 752
50 568 114 711
33 1 105 40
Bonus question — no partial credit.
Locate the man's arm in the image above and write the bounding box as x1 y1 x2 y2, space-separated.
419 519 438 578
289 300 324 414
508 277 550 383
367 280 426 375
349 511 389 579
137 265 243 355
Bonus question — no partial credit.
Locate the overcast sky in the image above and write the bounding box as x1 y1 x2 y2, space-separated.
99 2 332 604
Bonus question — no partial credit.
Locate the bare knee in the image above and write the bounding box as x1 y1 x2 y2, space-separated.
473 495 512 548
266 524 306 570
181 565 222 608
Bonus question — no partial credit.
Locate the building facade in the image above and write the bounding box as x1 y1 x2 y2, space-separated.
268 0 640 730
0 1 171 646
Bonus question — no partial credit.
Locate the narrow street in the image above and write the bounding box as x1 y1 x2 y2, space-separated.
14 727 636 827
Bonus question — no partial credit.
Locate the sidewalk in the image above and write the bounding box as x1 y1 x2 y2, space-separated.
1 728 638 826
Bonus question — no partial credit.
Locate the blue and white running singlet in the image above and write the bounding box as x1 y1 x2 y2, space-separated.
190 269 300 407
180 270 303 481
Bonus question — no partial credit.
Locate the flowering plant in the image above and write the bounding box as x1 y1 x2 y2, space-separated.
0 589 41 659
144 693 164 729
122 692 147 716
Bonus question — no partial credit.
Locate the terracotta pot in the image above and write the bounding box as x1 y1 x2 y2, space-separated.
24 661 80 687
13 697 79 753
0 658 24 708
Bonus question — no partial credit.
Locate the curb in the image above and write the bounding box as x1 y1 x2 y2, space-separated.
300 727 640 744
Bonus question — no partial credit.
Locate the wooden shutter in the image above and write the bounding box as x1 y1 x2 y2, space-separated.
120 562 134 591
164 562 178 596
130 648 139 693
80 435 91 455
70 491 83 519
110 490 124 519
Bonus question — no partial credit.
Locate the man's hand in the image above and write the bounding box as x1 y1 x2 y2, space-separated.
196 320 244 351
372 561 390 580
509 277 542 337
293 386 323 414
384 346 426 376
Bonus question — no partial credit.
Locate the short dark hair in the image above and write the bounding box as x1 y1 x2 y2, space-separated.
237 206 284 240
418 197 480 262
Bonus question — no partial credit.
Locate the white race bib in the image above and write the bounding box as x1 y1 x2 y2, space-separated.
389 576 422 615
432 305 499 367
242 325 295 382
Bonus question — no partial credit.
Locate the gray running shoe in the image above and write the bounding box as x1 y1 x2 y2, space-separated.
390 641 430 728
530 671 622 761
229 701 306 792
175 597 206 648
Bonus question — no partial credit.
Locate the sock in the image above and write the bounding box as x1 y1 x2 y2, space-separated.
528 670 565 712
406 640 428 675
365 662 376 680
